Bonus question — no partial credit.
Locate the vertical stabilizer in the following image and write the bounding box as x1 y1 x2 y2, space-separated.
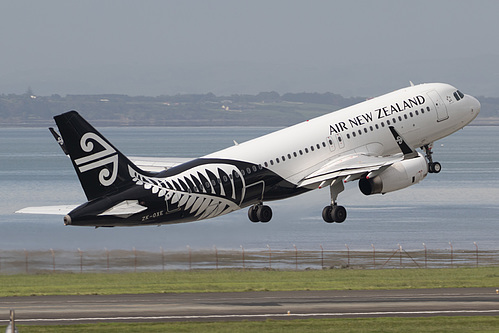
54 111 144 201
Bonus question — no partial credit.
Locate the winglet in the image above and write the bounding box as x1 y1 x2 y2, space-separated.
389 126 418 159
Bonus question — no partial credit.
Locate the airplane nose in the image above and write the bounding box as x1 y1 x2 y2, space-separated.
470 95 481 118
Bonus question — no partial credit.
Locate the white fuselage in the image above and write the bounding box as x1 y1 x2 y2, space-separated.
206 83 480 188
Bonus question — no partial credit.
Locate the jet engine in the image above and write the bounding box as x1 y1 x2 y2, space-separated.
359 153 428 195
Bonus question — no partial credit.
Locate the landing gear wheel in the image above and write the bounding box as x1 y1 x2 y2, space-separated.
322 205 347 223
332 205 347 223
248 205 259 223
429 162 441 174
257 205 272 223
322 206 334 223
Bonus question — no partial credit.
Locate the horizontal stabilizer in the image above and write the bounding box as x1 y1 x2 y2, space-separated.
98 200 147 218
15 205 78 215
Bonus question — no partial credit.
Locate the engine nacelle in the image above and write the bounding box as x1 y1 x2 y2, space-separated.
359 153 428 195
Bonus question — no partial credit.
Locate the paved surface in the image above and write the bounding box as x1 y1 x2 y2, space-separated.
0 288 498 325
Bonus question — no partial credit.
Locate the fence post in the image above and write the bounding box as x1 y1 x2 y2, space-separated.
371 244 375 268
214 246 218 270
105 248 110 272
319 244 324 269
423 243 427 269
293 244 298 270
267 245 271 269
398 244 402 268
24 249 28 274
78 248 83 273
160 246 165 271
240 245 245 271
345 244 350 267
50 248 55 273
474 242 479 267
449 242 453 268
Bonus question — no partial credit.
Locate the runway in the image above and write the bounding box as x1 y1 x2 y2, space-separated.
0 288 498 325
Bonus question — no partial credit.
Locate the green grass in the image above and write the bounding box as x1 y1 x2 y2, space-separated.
15 317 499 332
0 267 498 297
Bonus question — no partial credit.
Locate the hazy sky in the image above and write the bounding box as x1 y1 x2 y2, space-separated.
1 1 498 97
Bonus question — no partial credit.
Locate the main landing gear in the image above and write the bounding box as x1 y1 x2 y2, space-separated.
248 204 273 223
423 143 441 174
322 179 347 223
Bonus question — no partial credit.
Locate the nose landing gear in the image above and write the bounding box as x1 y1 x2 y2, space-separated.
423 143 441 174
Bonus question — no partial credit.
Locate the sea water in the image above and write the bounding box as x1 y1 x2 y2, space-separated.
0 126 498 252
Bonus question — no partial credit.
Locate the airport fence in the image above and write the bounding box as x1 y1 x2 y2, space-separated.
0 243 497 274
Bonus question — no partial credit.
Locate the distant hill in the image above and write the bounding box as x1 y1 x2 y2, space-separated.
0 91 496 126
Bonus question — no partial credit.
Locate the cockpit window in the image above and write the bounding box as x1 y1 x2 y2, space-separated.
453 90 465 101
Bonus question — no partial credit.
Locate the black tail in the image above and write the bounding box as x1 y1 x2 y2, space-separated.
54 111 145 201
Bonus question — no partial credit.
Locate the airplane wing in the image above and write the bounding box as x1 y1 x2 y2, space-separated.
298 126 418 188
129 157 194 172
298 153 403 188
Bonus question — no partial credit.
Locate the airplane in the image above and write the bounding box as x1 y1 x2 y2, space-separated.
16 82 480 227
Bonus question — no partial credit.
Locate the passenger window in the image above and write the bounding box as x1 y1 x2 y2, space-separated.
346 133 351 139
426 106 430 112
415 110 419 116
310 146 314 151
387 120 391 125
299 150 303 155
398 116 402 121
305 148 309 153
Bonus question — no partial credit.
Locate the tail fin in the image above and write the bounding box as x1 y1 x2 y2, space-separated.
54 111 145 201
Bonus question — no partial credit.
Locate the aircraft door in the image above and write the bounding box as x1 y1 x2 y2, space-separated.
427 90 449 122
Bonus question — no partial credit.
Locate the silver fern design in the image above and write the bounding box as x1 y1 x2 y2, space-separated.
128 163 244 220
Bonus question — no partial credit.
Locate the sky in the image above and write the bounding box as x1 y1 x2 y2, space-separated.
1 0 498 97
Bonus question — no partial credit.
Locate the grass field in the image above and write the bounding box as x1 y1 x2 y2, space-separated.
2 268 498 332
0 267 498 297
13 316 499 333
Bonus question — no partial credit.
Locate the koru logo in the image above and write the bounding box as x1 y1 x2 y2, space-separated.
74 133 118 186
396 136 403 145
